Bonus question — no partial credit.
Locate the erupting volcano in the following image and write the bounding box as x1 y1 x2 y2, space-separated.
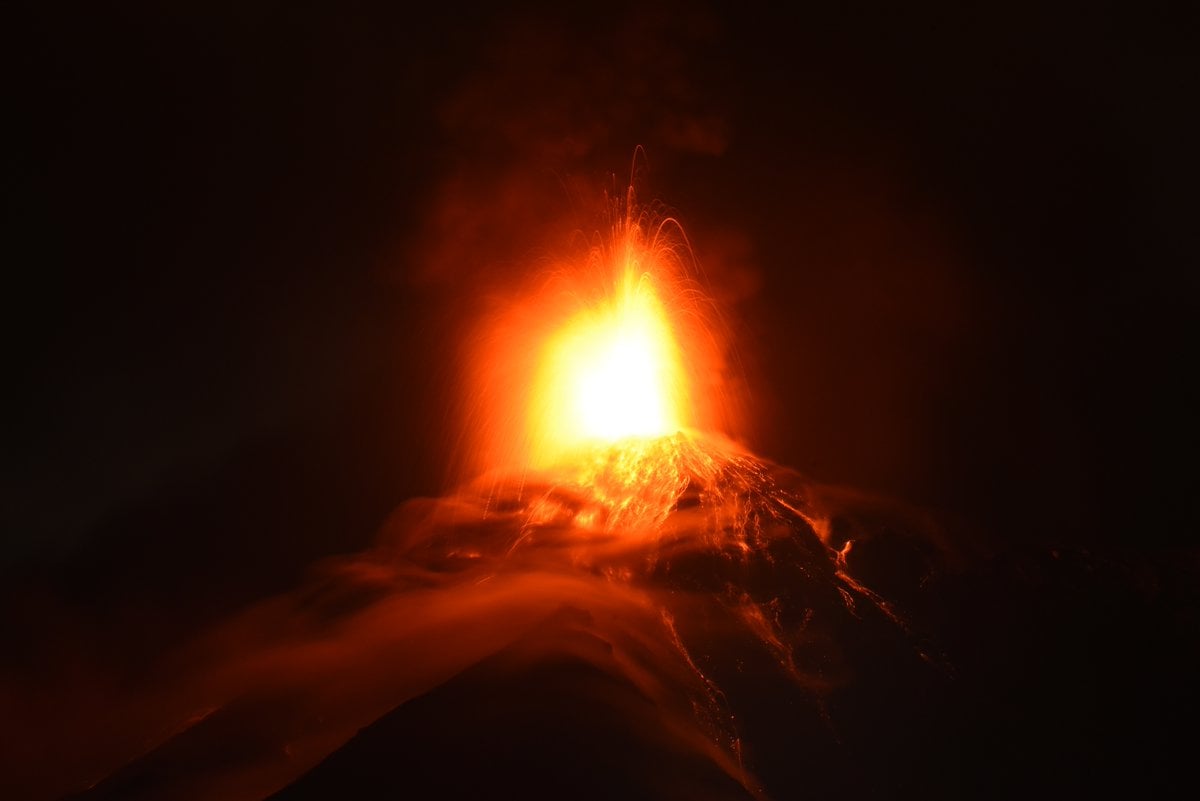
8 156 1190 801
10 5 1193 799
29 178 957 801
386 185 947 800
6 145 1159 800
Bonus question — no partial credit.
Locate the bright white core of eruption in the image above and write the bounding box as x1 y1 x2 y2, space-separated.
533 268 686 460
570 313 671 440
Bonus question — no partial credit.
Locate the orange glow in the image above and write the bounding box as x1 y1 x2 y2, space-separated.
529 260 686 464
460 185 739 491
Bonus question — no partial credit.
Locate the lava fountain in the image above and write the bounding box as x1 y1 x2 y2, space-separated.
530 227 688 455
461 183 744 533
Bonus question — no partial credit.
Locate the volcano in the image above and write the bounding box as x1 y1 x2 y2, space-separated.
7 4 1198 794
4 168 1192 800
38 428 1194 801
58 434 946 801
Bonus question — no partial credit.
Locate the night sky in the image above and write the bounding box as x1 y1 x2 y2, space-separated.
6 1 1198 799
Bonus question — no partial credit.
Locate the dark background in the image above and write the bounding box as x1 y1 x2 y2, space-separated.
4 0 1197 796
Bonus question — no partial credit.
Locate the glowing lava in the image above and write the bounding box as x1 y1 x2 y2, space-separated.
530 261 686 456
463 185 737 489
